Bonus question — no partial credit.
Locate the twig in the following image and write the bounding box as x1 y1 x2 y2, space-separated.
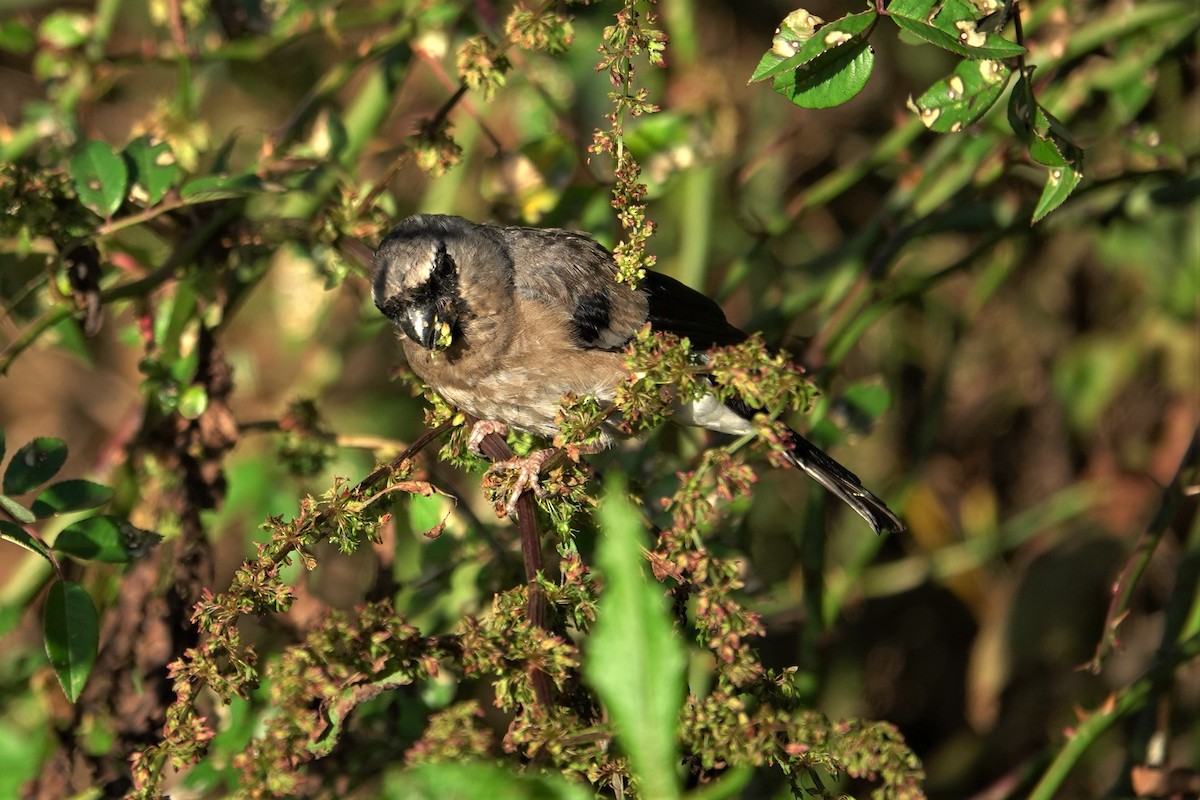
475 430 554 711
1088 428 1198 672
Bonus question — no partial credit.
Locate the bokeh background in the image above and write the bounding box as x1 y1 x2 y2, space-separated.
1 0 1197 797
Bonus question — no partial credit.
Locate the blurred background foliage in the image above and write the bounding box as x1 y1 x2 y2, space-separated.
0 0 1197 797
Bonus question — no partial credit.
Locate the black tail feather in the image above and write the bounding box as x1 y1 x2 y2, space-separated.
783 430 905 535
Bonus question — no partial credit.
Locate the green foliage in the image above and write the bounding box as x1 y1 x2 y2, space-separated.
41 581 97 703
750 0 1104 222
0 0 1196 798
751 10 878 108
69 140 129 219
587 477 686 800
0 429 146 704
3 437 68 496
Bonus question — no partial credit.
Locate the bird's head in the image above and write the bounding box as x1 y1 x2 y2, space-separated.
372 215 479 353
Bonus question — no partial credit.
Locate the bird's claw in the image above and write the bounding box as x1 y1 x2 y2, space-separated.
493 448 555 518
467 419 509 457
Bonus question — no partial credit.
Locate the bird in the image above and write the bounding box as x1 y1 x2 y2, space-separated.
372 213 904 534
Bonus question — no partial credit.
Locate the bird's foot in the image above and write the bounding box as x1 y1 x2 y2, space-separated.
492 448 556 518
467 419 509 457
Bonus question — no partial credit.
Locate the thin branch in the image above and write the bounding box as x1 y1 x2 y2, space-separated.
475 430 554 711
1089 428 1199 672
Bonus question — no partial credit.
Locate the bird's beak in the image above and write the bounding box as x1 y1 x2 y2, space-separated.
400 303 437 350
400 303 455 352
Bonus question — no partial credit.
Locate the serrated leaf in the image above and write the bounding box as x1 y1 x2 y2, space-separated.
585 476 684 800
1032 165 1082 223
889 0 1025 59
0 494 35 524
31 479 114 518
1008 72 1084 220
43 580 98 703
69 140 129 218
908 58 1011 131
752 11 876 83
0 519 53 563
751 10 826 82
179 174 262 203
123 136 180 206
55 516 162 563
1028 134 1070 168
775 37 875 109
4 437 68 495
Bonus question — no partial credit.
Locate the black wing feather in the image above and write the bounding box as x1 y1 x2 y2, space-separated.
642 272 746 349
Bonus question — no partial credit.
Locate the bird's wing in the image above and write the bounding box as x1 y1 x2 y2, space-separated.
499 226 649 351
499 225 747 352
640 271 746 349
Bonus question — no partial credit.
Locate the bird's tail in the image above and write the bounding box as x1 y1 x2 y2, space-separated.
784 431 905 535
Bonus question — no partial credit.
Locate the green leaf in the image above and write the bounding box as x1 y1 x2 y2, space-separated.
4 437 68 495
0 519 53 563
752 10 876 83
179 174 262 203
43 580 98 703
0 20 36 54
585 476 684 800
907 58 1011 132
0 495 34 524
774 36 875 109
54 516 162 563
123 136 180 206
1032 165 1083 223
38 10 92 49
407 492 447 536
31 479 114 518
888 0 1026 59
393 762 591 800
1008 73 1084 221
70 140 129 218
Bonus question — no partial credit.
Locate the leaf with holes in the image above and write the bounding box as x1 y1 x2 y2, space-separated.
1033 166 1082 223
775 35 875 109
1009 73 1084 221
55 516 162 563
69 140 129 218
43 580 98 703
752 10 876 85
124 136 180 206
4 437 68 495
889 0 1025 59
908 58 1012 132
